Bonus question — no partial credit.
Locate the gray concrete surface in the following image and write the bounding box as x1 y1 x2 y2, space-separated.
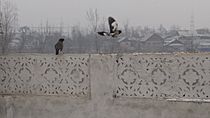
1 53 210 118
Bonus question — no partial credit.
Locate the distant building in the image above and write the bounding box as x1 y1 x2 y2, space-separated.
8 33 21 51
164 39 185 52
195 36 210 52
164 30 179 39
196 29 210 35
139 33 164 52
163 29 207 52
197 42 210 52
0 23 3 34
117 37 138 53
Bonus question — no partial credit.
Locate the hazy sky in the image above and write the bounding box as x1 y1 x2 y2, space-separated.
10 0 210 29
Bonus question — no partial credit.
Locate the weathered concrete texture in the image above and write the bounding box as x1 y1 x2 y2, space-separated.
1 94 210 118
0 54 90 97
1 53 210 118
0 96 6 118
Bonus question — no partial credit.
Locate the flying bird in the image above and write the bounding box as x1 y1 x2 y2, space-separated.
98 17 122 38
55 38 64 55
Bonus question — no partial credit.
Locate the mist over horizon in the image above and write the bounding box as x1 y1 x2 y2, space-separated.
9 0 210 29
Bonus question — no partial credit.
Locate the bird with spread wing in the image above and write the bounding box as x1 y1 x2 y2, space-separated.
97 17 122 38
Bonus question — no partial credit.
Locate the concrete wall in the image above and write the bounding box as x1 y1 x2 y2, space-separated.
1 53 210 118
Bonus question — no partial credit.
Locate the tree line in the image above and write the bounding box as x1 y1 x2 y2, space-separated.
1 1 209 54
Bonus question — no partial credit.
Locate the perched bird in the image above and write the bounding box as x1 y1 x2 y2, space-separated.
98 17 122 38
55 38 64 55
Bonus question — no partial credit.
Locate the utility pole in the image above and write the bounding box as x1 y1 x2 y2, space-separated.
190 11 195 52
0 0 3 35
189 0 196 52
190 12 195 36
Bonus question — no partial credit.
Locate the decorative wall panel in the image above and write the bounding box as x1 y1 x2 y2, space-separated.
115 54 210 99
0 55 90 97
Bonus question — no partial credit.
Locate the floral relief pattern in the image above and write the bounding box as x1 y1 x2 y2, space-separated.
1 53 210 99
115 54 210 99
0 55 90 97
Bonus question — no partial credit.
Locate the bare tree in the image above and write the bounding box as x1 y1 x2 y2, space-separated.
157 24 168 35
0 0 18 54
37 20 52 53
123 20 130 37
18 26 30 52
169 25 181 31
98 16 107 32
86 8 100 53
71 25 83 53
86 8 99 33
